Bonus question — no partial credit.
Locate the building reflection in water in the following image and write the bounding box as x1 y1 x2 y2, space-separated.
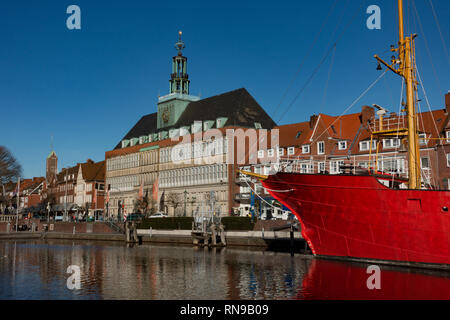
1 240 450 299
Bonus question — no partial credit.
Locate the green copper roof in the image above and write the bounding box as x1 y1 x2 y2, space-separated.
47 151 56 159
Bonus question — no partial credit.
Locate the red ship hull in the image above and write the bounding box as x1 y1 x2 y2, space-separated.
262 173 450 267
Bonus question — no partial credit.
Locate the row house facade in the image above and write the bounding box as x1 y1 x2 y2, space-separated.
45 156 105 218
244 92 450 197
0 177 45 214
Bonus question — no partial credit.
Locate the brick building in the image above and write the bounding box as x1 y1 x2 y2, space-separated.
105 33 277 219
45 156 105 220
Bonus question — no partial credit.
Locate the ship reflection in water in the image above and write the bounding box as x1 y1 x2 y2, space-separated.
1 240 450 300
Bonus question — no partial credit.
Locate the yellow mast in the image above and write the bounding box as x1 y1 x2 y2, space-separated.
374 0 421 189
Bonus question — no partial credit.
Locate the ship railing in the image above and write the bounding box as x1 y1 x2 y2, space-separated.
368 117 406 133
277 156 410 179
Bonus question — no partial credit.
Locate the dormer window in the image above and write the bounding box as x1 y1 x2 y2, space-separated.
418 133 428 146
203 120 214 131
446 131 450 143
302 145 310 154
130 138 139 146
121 139 130 148
216 117 228 128
254 122 262 129
278 148 284 156
338 141 347 150
359 140 377 151
192 121 202 133
383 138 401 149
287 147 295 155
139 136 148 144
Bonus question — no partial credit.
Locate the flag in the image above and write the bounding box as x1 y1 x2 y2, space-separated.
13 179 20 197
139 180 144 200
152 178 158 201
159 191 165 211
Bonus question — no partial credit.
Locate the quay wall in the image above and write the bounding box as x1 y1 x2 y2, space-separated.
0 220 117 234
0 220 305 249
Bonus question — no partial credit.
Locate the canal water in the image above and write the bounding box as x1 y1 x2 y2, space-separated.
1 239 450 300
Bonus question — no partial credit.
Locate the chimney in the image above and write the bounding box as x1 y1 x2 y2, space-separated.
360 105 375 125
446 91 450 113
309 115 319 129
87 159 94 164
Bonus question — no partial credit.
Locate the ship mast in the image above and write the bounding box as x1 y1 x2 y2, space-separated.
374 0 421 189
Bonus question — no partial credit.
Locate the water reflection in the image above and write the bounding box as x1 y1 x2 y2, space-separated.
302 258 450 300
0 240 310 300
1 240 450 300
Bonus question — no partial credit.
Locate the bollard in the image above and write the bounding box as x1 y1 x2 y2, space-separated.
149 226 152 238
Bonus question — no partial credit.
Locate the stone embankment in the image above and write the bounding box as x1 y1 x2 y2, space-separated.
0 219 305 250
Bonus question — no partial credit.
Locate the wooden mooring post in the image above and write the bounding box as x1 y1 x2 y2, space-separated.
125 221 138 243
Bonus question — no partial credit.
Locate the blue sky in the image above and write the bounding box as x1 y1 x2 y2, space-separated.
1 0 449 178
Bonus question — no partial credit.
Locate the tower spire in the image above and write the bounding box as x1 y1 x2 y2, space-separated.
170 31 190 95
175 30 185 56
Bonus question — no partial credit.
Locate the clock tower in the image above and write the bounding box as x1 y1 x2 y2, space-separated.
157 31 199 129
170 31 189 95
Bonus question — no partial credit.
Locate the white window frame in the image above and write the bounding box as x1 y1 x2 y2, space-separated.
318 162 326 173
267 149 274 157
299 162 313 174
278 148 284 156
330 160 345 174
446 131 450 143
418 133 428 146
338 141 347 150
302 145 310 154
317 141 325 155
447 154 450 167
287 147 295 155
359 141 369 151
358 162 369 169
258 150 264 159
383 138 401 149
421 156 430 169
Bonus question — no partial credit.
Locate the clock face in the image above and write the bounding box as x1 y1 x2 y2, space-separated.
162 107 170 123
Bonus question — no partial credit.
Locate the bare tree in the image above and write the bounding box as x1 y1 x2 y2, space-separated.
134 189 157 216
0 146 22 185
166 193 182 216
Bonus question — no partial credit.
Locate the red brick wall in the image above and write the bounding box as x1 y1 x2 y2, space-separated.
47 222 115 233
0 222 8 232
